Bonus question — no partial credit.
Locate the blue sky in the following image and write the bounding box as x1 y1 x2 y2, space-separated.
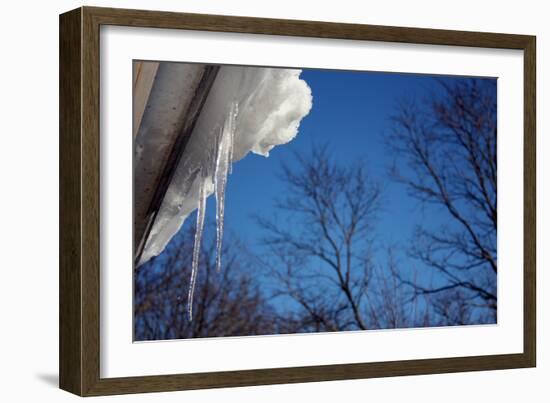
152 68 495 316
212 69 452 253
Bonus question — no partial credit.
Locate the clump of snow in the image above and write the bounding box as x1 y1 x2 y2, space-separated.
139 66 313 273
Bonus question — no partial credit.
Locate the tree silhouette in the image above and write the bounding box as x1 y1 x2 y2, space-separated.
256 146 428 331
388 78 497 324
134 224 278 340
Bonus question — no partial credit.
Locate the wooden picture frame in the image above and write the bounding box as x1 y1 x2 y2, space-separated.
59 6 536 396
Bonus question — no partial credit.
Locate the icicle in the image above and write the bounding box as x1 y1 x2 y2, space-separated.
187 170 207 320
214 102 238 272
228 103 237 174
186 102 238 320
139 68 312 267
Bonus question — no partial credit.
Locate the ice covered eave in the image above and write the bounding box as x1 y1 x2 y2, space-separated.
139 66 313 268
133 62 219 261
136 65 313 318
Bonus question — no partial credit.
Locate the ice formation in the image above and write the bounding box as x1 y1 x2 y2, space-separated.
188 169 207 319
214 102 238 273
139 66 313 318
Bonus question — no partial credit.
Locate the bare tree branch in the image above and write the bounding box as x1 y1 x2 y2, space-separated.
388 78 497 321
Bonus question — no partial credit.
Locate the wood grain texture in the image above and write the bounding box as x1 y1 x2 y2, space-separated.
59 7 82 396
59 6 537 396
81 6 101 396
86 6 532 49
523 38 536 367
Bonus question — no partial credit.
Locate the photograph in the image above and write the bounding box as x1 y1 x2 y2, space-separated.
54 3 537 397
133 61 498 341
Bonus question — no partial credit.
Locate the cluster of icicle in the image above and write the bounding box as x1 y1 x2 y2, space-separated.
138 67 313 321
187 102 238 320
